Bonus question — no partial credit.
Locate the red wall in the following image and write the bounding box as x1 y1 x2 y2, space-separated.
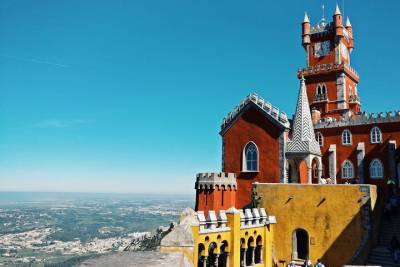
317 121 400 190
222 106 284 208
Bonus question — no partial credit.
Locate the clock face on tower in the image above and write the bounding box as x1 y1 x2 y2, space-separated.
314 41 331 58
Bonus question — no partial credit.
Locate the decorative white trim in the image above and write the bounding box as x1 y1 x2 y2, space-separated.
242 141 259 172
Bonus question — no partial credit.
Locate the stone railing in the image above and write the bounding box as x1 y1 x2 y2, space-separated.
313 93 328 102
197 210 230 234
221 93 290 132
349 94 360 103
314 111 400 129
196 208 275 234
195 172 237 190
240 208 274 229
298 63 359 79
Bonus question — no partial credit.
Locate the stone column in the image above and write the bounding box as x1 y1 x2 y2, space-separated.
251 247 255 265
329 145 337 183
215 254 219 267
225 252 230 267
356 142 365 183
203 256 207 267
242 248 247 267
259 246 264 263
388 140 397 182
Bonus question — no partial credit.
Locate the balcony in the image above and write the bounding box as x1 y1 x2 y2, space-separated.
313 93 328 103
349 95 360 103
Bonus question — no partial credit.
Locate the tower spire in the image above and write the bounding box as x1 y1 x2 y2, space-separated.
335 3 342 15
286 77 321 156
303 12 310 23
345 17 352 27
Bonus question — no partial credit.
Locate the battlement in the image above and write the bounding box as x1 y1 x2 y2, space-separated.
298 63 359 80
196 208 275 234
220 93 290 133
314 110 400 129
195 172 237 190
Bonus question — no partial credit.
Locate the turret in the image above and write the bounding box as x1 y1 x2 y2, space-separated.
333 4 343 37
345 17 354 51
302 12 311 49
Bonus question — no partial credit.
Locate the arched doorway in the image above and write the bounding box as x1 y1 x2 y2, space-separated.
197 243 205 267
292 228 309 260
312 158 319 184
298 160 308 184
207 242 217 267
246 237 255 266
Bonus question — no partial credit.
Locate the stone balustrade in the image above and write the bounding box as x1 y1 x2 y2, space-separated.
314 110 400 129
196 208 274 234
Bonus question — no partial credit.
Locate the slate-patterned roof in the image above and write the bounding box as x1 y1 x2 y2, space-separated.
286 77 321 155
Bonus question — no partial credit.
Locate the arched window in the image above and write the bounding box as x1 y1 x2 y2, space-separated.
315 132 323 147
342 160 354 179
321 84 326 94
370 159 383 178
243 142 258 172
371 127 382 144
342 129 352 145
316 85 321 95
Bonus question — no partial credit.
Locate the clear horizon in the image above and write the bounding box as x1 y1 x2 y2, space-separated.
1 1 400 193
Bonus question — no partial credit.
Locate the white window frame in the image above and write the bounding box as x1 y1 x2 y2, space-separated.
342 160 354 179
242 141 259 172
370 127 382 144
342 129 352 145
315 132 324 147
369 158 383 179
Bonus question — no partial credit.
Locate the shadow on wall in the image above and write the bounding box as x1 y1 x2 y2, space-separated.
319 191 383 266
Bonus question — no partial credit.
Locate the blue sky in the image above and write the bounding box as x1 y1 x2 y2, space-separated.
0 0 399 194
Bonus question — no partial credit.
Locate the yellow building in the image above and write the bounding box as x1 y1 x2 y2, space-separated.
161 207 276 267
255 183 380 267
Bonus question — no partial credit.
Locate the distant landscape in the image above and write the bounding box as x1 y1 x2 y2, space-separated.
0 192 194 266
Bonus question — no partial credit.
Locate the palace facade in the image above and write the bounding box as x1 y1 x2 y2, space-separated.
195 4 399 214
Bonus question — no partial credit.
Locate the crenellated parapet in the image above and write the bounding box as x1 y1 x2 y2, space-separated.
195 172 237 190
314 110 400 129
196 208 275 234
240 208 274 229
220 93 290 133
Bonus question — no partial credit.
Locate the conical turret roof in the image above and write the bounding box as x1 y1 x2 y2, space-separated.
286 77 321 155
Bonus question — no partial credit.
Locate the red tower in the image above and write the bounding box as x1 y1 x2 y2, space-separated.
299 5 360 121
195 172 237 215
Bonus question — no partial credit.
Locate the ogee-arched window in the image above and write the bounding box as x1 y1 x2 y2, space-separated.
342 160 354 179
370 159 383 178
243 142 258 172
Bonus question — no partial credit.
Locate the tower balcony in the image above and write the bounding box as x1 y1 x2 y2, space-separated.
298 63 359 82
349 94 360 103
313 93 328 103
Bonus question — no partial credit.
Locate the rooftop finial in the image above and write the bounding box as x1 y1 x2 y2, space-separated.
322 4 325 20
303 12 310 23
345 17 352 27
335 3 341 15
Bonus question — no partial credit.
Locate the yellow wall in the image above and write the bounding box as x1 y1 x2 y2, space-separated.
190 210 275 267
255 183 377 267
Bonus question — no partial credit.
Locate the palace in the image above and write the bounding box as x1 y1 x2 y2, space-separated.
161 4 399 267
195 4 399 214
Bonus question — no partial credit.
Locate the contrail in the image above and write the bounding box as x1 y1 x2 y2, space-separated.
0 54 69 68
